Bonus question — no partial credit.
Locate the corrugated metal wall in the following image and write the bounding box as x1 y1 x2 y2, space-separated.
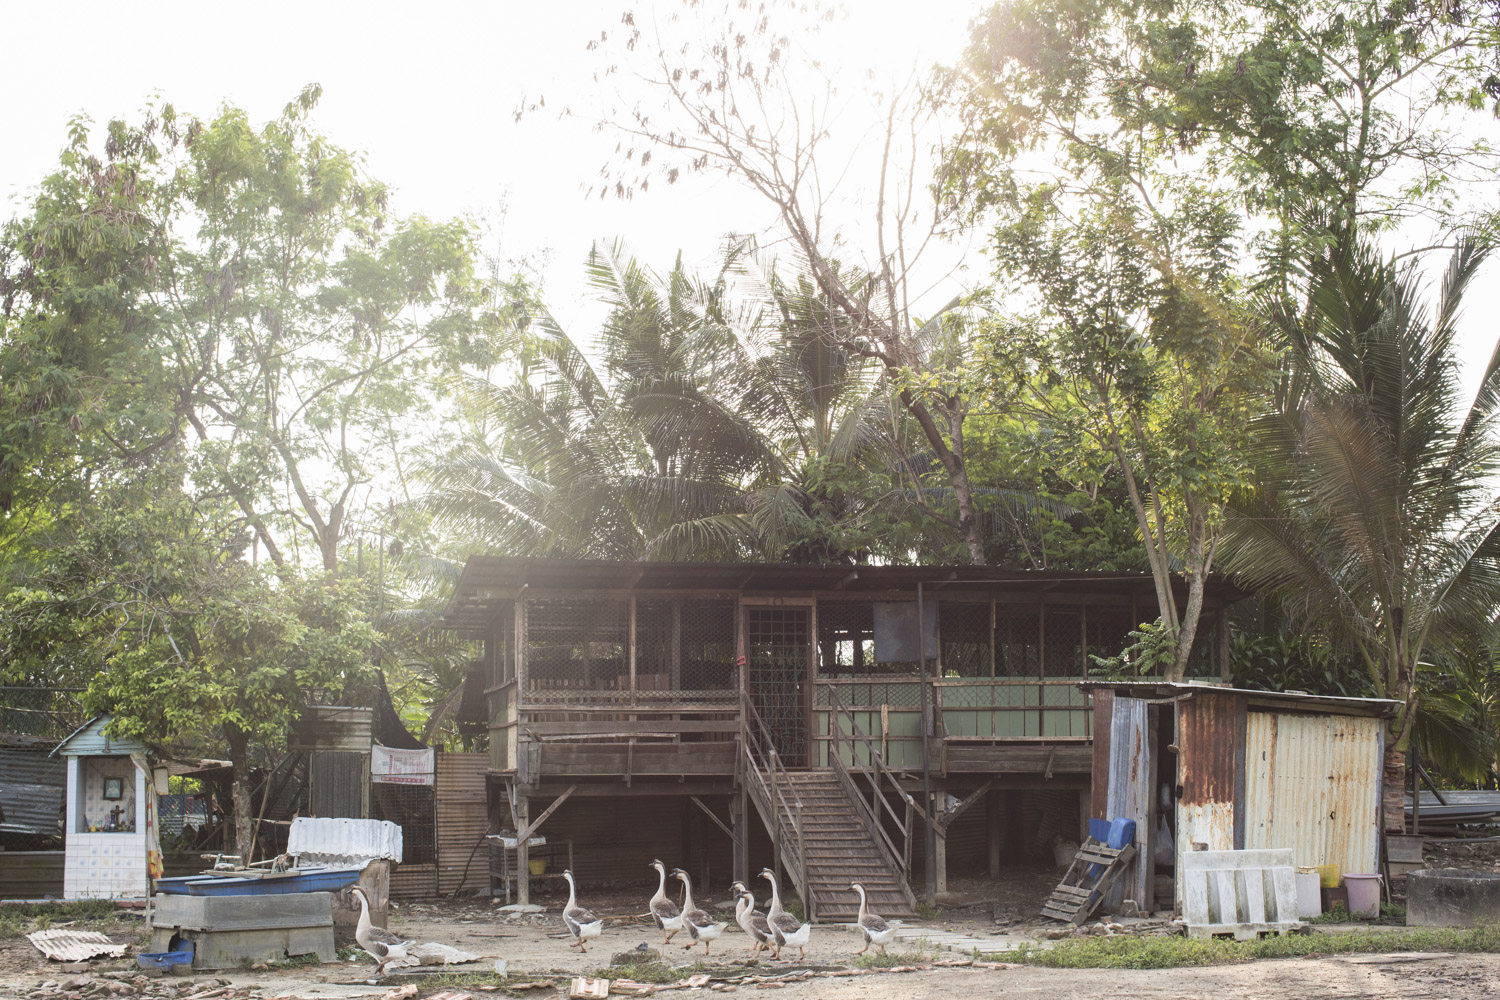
1105 697 1151 905
436 753 488 896
1176 693 1242 855
1243 711 1382 877
309 751 365 818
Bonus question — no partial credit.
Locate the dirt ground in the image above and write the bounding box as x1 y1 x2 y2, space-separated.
4 871 1498 1000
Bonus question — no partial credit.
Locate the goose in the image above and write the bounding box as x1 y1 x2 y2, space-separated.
730 881 773 957
850 882 896 955
758 868 810 961
671 868 726 954
561 869 603 952
647 859 685 944
351 886 412 976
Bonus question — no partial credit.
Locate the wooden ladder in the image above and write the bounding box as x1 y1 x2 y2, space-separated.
1040 837 1138 924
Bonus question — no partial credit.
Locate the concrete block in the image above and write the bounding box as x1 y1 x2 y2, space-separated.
149 890 335 969
1407 868 1500 928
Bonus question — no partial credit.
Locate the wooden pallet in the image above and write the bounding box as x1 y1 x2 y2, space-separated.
1040 837 1137 924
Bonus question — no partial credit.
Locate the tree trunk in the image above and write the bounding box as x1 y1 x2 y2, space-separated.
224 722 255 862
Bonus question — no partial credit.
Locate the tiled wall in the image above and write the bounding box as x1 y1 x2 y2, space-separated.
64 755 149 899
75 756 138 833
63 832 149 898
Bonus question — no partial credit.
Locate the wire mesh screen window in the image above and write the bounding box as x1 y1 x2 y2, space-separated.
746 607 810 767
994 607 1041 677
679 599 737 691
372 783 435 865
525 598 629 696
1044 608 1084 677
816 601 920 676
939 602 992 677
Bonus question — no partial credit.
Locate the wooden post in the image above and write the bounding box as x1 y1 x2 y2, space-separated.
935 828 948 896
515 795 531 906
731 792 747 884
769 751 781 877
987 790 1001 877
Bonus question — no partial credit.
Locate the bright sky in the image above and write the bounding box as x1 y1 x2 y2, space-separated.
1 0 986 335
2 0 1496 395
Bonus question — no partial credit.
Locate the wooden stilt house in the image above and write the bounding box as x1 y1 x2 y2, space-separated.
438 557 1241 920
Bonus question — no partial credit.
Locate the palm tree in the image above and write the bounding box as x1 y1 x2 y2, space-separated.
1225 229 1500 765
420 242 895 563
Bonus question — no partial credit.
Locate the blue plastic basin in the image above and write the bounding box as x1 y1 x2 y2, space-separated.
136 950 193 970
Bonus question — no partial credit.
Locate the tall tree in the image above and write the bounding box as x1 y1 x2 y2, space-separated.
553 2 992 561
1 87 499 577
1225 229 1500 757
422 241 899 562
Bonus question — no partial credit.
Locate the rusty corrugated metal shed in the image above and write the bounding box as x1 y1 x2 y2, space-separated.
436 752 488 896
1242 711 1383 876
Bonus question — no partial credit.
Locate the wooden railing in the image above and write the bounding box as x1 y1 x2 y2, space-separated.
740 692 811 920
825 686 920 886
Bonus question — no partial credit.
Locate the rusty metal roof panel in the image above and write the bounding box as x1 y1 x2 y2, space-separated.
1243 710 1382 876
1079 681 1400 718
26 929 127 961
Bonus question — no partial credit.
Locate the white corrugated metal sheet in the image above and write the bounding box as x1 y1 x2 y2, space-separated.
26 929 127 961
287 817 403 865
1243 711 1382 877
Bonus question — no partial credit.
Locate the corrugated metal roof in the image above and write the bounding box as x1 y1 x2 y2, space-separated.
288 816 404 865
438 556 1246 635
1080 681 1400 718
0 751 64 836
26 929 127 961
1243 710 1382 876
52 716 149 757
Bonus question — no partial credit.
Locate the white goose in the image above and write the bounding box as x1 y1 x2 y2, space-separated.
647 859 685 944
850 882 896 955
759 868 810 961
351 886 412 976
561 869 603 952
730 880 773 957
671 868 726 954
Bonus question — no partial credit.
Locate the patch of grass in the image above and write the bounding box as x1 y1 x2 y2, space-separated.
422 972 509 989
336 945 365 962
4 900 120 921
913 902 942 921
983 925 1500 970
588 961 708 984
0 912 24 939
273 953 322 968
1308 902 1351 924
853 949 931 969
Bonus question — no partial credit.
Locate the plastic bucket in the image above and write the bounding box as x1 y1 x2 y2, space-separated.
528 859 548 876
1343 873 1382 919
1295 869 1322 919
1317 864 1340 888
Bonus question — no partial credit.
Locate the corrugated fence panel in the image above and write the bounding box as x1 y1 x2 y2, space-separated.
436 753 488 896
1176 693 1241 856
0 751 65 836
390 863 436 900
1243 711 1381 878
309 751 365 819
0 851 64 898
1105 696 1151 906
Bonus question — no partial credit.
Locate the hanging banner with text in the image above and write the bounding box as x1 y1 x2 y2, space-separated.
370 745 435 785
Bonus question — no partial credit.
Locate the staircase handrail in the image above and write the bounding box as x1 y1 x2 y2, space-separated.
825 728 910 886
826 685 917 838
740 691 809 918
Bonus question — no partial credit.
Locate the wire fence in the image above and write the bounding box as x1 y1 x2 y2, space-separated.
0 686 86 740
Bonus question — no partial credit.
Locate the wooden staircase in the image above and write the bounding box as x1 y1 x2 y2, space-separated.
772 768 917 921
741 693 918 922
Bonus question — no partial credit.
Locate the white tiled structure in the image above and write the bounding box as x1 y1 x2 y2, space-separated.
57 717 152 900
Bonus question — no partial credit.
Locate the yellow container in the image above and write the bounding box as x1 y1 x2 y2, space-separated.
1317 864 1340 888
528 859 548 876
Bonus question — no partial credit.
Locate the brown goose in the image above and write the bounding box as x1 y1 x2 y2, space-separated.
759 868 810 960
351 887 411 976
730 880 773 957
647 859 684 944
561 869 603 952
671 868 726 954
851 882 895 955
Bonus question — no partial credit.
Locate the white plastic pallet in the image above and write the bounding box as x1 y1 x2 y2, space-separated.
1181 848 1301 939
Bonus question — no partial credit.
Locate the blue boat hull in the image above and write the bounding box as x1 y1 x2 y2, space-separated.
154 867 361 896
